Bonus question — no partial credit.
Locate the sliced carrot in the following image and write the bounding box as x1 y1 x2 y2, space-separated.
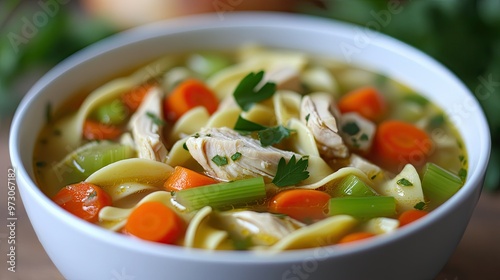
164 166 219 192
338 232 376 244
52 182 112 223
373 120 433 170
163 79 218 123
83 120 122 140
122 83 156 112
125 201 183 244
269 189 331 223
398 209 428 227
338 86 387 122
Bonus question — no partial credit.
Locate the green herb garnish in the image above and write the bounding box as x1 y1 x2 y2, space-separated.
458 168 468 182
234 115 267 132
233 71 276 111
234 116 292 146
146 112 166 126
397 178 413 187
342 122 360 136
414 201 426 210
231 152 242 161
272 155 310 187
183 142 189 151
212 155 228 166
258 125 292 147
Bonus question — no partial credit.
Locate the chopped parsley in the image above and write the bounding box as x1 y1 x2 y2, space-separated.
234 116 266 132
212 155 228 166
234 116 292 147
258 125 292 147
233 71 276 111
182 142 189 151
305 113 310 123
231 152 242 161
414 201 426 210
146 112 166 126
360 133 369 141
341 122 360 136
272 155 310 187
458 168 467 182
397 178 413 187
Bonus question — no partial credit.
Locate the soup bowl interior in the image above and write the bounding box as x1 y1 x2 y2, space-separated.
9 12 490 280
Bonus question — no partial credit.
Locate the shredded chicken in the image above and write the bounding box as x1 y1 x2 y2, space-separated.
264 66 302 92
185 127 297 181
128 86 168 162
300 93 349 158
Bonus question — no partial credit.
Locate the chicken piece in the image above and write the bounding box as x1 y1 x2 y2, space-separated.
340 112 376 153
264 66 302 92
300 93 349 158
185 127 297 181
128 86 168 162
216 211 303 247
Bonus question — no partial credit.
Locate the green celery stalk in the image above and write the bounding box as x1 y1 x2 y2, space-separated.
187 52 232 78
421 163 464 207
331 174 378 197
174 177 266 211
55 141 135 184
328 196 396 219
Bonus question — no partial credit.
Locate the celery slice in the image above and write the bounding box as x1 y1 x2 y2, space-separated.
187 52 232 78
92 99 128 125
174 177 266 211
328 196 396 219
55 141 135 184
421 163 464 207
331 174 378 197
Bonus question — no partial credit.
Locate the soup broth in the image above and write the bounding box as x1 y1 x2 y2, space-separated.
33 45 467 250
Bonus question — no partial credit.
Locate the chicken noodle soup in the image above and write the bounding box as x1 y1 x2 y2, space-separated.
34 46 467 250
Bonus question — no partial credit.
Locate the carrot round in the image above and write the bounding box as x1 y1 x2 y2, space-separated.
338 86 387 122
373 120 433 170
83 120 122 140
338 232 376 244
163 79 218 122
398 209 428 227
125 201 183 244
52 182 112 223
269 189 331 223
164 166 219 192
122 83 156 112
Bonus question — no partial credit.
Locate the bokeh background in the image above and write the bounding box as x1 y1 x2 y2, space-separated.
1 0 499 279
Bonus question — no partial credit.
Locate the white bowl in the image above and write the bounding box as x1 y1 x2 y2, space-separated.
9 12 490 280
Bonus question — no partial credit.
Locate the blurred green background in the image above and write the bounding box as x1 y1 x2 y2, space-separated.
1 0 499 190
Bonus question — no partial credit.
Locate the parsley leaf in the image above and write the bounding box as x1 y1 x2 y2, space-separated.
234 115 267 132
397 178 413 187
146 112 166 126
231 152 242 161
414 201 426 210
212 155 228 166
233 71 276 111
258 125 292 147
272 155 310 187
342 122 360 136
234 116 292 146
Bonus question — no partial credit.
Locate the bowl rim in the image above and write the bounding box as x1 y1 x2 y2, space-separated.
9 11 491 264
